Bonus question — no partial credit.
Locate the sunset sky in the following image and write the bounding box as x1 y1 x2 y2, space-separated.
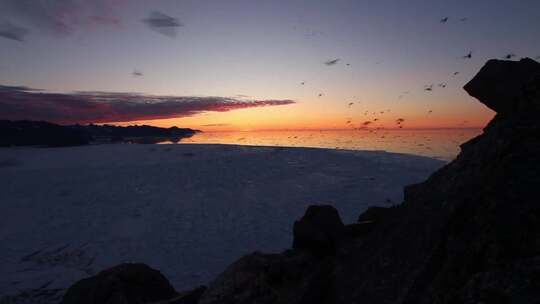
1 0 539 131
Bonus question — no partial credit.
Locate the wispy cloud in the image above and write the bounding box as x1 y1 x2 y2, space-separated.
0 21 28 41
0 85 295 124
0 0 122 38
142 11 183 37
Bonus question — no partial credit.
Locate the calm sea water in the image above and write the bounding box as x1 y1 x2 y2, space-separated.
171 129 482 161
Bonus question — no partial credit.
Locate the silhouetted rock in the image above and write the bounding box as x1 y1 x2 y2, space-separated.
61 263 178 304
464 58 540 114
292 205 345 256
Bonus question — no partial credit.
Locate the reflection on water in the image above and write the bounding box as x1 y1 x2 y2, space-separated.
167 129 482 161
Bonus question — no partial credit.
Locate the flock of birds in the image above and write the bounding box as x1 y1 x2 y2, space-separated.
283 15 540 136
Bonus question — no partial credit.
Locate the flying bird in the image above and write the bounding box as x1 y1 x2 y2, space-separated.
503 53 516 60
143 11 183 37
318 93 323 97
300 82 305 85
440 17 449 23
324 59 340 66
0 22 29 42
453 72 460 76
428 110 433 114
424 84 433 91
132 70 143 77
346 63 351 66
463 51 472 59
348 102 354 107
438 83 447 88
460 17 468 22
396 118 405 124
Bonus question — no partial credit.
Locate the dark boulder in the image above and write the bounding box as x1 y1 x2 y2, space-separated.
61 263 178 304
292 205 345 256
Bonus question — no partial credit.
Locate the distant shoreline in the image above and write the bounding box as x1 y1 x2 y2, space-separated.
0 120 200 147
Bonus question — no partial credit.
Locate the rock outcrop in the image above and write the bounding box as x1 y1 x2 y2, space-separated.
61 58 540 304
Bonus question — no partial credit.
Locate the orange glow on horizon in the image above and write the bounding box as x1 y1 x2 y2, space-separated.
109 95 495 132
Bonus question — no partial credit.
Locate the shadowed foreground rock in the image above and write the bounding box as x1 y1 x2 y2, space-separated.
62 58 540 304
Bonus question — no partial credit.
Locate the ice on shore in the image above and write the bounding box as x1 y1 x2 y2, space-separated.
0 144 444 303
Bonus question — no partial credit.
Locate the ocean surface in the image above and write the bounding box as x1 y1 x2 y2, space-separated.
173 128 482 161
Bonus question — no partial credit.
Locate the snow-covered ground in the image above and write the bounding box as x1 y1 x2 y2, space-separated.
0 144 444 303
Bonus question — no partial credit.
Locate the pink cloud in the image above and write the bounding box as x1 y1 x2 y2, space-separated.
0 85 295 124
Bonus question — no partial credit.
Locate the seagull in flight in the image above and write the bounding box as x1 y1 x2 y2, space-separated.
440 17 449 23
503 53 516 60
324 59 340 66
132 70 143 77
463 51 472 59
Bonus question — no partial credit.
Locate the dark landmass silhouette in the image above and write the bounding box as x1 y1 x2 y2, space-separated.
61 57 540 304
0 120 199 147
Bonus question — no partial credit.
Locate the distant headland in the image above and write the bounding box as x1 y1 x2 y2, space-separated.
0 120 200 147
